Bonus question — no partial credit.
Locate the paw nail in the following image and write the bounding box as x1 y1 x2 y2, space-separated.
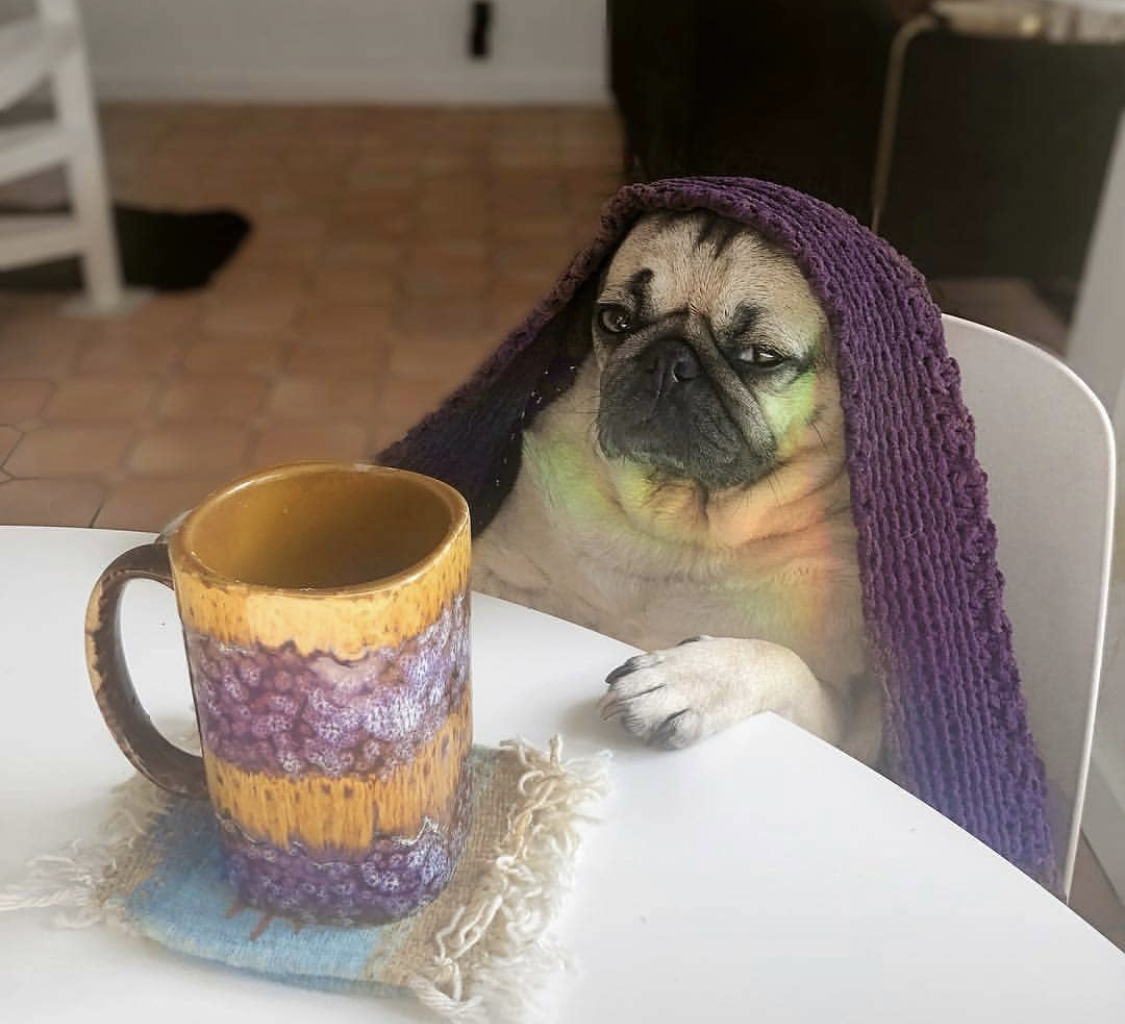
605 660 639 686
605 653 662 686
604 666 628 686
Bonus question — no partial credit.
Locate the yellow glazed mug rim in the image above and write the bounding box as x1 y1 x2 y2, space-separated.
169 460 471 598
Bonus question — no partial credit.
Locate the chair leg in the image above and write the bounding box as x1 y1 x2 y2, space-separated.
42 0 124 312
870 14 938 236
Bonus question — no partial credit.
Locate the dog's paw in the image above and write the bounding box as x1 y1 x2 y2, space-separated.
597 636 820 750
597 641 726 750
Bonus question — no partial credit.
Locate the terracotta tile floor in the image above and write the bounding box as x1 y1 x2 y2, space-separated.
0 103 621 530
0 102 1122 949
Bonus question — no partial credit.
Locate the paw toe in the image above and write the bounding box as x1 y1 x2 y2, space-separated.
598 682 664 721
648 709 700 749
605 652 664 687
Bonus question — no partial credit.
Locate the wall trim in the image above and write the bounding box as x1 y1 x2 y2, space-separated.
91 69 611 106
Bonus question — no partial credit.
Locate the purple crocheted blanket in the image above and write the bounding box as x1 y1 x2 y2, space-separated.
381 177 1056 887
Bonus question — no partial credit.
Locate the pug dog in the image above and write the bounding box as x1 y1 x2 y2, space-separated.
472 211 883 764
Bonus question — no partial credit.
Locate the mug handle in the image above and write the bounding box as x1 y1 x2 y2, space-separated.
85 542 208 798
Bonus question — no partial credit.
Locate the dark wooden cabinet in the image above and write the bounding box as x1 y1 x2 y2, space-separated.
609 0 1125 281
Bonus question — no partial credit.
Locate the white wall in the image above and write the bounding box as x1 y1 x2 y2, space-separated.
2 0 608 104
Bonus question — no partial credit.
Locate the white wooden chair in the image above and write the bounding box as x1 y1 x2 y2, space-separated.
0 0 124 311
945 313 1116 897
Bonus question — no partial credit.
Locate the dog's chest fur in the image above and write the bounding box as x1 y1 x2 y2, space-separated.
472 363 867 686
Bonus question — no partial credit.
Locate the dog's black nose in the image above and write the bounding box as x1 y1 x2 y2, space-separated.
642 338 700 395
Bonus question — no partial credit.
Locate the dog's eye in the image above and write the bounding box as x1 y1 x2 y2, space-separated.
598 306 634 334
737 345 786 369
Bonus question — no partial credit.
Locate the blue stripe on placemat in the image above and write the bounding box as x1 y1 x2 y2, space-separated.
107 749 500 996
118 800 406 993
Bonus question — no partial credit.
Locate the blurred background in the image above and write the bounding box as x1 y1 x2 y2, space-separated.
4 0 1125 530
0 0 1124 943
0 0 618 532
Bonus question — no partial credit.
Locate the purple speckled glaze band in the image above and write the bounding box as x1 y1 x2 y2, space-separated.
220 764 473 924
185 590 473 925
188 591 470 780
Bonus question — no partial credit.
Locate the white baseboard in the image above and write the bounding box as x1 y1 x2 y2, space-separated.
91 68 611 106
1085 740 1125 899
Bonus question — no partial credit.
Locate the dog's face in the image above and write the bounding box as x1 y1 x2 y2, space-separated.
592 211 833 491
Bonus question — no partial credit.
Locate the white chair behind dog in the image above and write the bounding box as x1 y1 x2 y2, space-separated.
944 314 1115 898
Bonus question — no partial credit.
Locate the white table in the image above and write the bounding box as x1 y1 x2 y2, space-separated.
1 526 1123 1022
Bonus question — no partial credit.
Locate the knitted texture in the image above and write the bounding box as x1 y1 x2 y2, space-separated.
381 177 1056 886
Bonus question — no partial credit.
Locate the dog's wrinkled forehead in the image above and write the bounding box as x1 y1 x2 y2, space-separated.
600 210 826 348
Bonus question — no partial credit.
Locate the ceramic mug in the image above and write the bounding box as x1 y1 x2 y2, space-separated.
85 462 472 925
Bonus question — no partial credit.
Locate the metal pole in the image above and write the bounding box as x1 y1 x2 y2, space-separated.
870 14 938 235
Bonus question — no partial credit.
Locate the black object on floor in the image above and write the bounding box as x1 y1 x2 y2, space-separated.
0 204 252 292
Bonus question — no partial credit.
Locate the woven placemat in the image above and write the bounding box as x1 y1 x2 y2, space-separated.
1 738 609 1023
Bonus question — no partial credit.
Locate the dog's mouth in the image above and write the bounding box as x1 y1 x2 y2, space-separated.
597 352 776 491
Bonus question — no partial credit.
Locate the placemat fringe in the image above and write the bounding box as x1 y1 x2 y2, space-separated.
0 772 166 927
408 737 610 1022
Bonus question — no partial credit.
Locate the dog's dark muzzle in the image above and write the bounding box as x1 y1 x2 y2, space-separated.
603 333 716 429
597 334 764 488
640 336 701 398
